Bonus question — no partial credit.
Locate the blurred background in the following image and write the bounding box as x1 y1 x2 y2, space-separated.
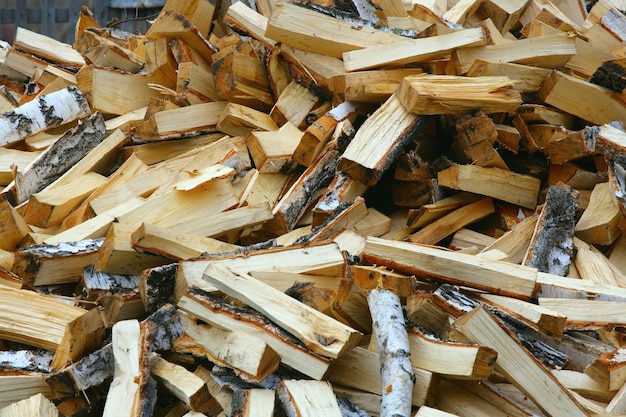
0 0 166 44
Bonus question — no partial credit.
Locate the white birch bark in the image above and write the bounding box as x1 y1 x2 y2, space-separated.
367 288 414 417
0 85 90 147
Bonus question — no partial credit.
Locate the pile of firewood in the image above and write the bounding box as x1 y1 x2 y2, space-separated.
2 0 626 415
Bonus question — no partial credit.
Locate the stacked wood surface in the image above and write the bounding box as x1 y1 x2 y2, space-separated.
2 0 626 415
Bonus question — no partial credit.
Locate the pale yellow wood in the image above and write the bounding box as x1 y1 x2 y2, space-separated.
265 2 406 58
247 121 303 173
552 369 616 403
363 236 538 300
180 311 280 381
479 293 566 337
342 27 487 72
537 298 626 327
216 102 278 138
397 74 522 115
443 0 483 24
277 380 342 417
202 263 362 359
574 237 625 287
270 80 320 128
414 406 460 417
453 35 577 74
0 392 56 416
575 182 622 246
466 60 551 93
454 306 589 417
14 27 85 69
131 222 239 260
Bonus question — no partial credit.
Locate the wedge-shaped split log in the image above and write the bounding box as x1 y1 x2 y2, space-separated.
231 389 275 417
438 164 541 209
584 347 626 391
523 182 578 276
178 289 332 380
149 353 222 414
0 393 58 417
575 181 621 246
179 310 280 382
11 111 107 205
277 380 342 417
396 74 522 115
362 236 538 300
201 263 362 359
12 238 103 286
0 85 90 148
338 93 430 186
454 306 590 417
102 320 156 417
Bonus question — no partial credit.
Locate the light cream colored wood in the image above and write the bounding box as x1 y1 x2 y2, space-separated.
454 306 589 417
230 389 275 417
265 1 406 58
466 60 551 93
149 353 221 414
342 27 487 72
216 102 278 137
363 236 538 299
538 298 626 328
397 74 521 115
537 272 626 302
0 393 57 417
178 289 332 380
552 369 615 403
537 70 626 126
180 310 280 381
202 263 361 358
247 121 302 173
270 80 321 128
574 237 625 287
277 380 341 417
414 406 459 416
452 35 577 74
130 222 239 260
575 182 622 246
480 293 566 338
14 27 85 69
437 164 541 209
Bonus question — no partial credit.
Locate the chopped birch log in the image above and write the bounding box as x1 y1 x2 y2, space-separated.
368 288 414 417
201 263 362 358
523 182 578 276
0 393 58 417
396 74 522 115
454 306 590 417
277 380 342 417
575 181 622 246
0 85 90 148
362 236 538 300
178 288 332 379
437 164 541 209
584 347 626 391
149 353 222 414
101 320 157 417
12 111 107 204
179 310 281 382
338 93 429 186
230 389 275 417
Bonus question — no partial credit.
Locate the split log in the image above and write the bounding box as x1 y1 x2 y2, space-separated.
216 102 278 137
0 85 90 148
270 80 323 128
149 353 222 414
101 320 157 417
0 200 30 252
454 306 590 417
97 291 146 328
329 69 422 103
584 348 626 391
201 263 362 358
522 182 578 276
397 74 522 115
179 310 280 382
264 2 405 58
451 35 577 74
575 181 621 246
178 288 332 379
12 238 103 286
0 393 58 417
342 27 487 72
277 380 341 417
437 164 541 209
362 236 538 300
46 304 182 396
247 121 303 173
574 237 625 287
368 288 414 417
405 197 495 245
338 93 429 186
537 298 626 328
231 389 275 417
11 111 107 205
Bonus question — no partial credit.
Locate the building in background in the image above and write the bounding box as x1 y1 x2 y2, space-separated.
0 0 166 44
